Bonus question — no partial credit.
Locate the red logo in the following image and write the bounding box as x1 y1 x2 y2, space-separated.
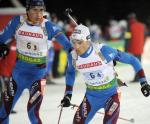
77 61 102 69
18 30 43 38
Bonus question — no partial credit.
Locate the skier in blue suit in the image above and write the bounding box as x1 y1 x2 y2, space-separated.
61 24 150 124
0 0 72 123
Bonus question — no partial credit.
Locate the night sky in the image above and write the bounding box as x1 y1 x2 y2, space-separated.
1 0 150 26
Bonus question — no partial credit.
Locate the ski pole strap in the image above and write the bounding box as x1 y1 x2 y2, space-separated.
86 78 117 90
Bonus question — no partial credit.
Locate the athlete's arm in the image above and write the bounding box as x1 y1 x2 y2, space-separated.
0 16 20 44
45 21 72 52
101 45 146 83
65 53 76 95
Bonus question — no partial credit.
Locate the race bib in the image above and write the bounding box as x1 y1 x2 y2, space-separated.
18 40 39 51
83 70 104 80
17 40 47 57
83 70 113 86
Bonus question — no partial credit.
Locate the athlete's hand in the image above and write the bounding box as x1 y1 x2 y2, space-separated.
61 94 72 107
0 44 9 57
141 81 150 97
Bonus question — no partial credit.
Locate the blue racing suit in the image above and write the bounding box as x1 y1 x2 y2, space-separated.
65 43 146 124
0 15 72 124
46 42 55 75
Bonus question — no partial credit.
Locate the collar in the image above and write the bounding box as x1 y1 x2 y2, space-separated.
80 45 93 58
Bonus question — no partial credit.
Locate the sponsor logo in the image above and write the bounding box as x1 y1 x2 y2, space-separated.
30 82 38 95
107 102 118 115
109 53 114 58
8 78 15 96
41 79 46 86
75 108 82 122
10 46 16 51
29 91 41 104
40 79 46 95
18 30 43 38
17 52 46 64
4 91 9 101
82 98 88 117
74 29 81 34
77 61 102 69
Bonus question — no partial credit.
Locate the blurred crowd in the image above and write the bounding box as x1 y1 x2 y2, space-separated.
50 12 149 42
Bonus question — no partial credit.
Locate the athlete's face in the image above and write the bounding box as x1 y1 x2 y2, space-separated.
71 39 84 48
27 6 44 24
71 39 89 55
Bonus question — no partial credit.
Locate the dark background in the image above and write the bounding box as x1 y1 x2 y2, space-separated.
1 0 150 26
45 0 150 25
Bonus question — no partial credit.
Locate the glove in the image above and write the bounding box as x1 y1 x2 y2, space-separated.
61 94 72 107
0 44 9 57
141 81 150 97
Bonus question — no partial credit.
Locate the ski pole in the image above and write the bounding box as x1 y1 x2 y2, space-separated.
96 111 134 123
70 104 135 123
57 104 64 124
64 8 78 26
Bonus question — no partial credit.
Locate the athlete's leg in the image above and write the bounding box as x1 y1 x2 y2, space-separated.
27 78 46 124
103 93 120 124
73 94 103 124
0 77 23 124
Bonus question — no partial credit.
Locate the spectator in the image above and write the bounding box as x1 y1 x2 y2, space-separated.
127 13 145 82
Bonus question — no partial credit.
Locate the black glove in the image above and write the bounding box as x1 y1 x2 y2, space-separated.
61 94 72 107
0 44 9 57
141 81 150 97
